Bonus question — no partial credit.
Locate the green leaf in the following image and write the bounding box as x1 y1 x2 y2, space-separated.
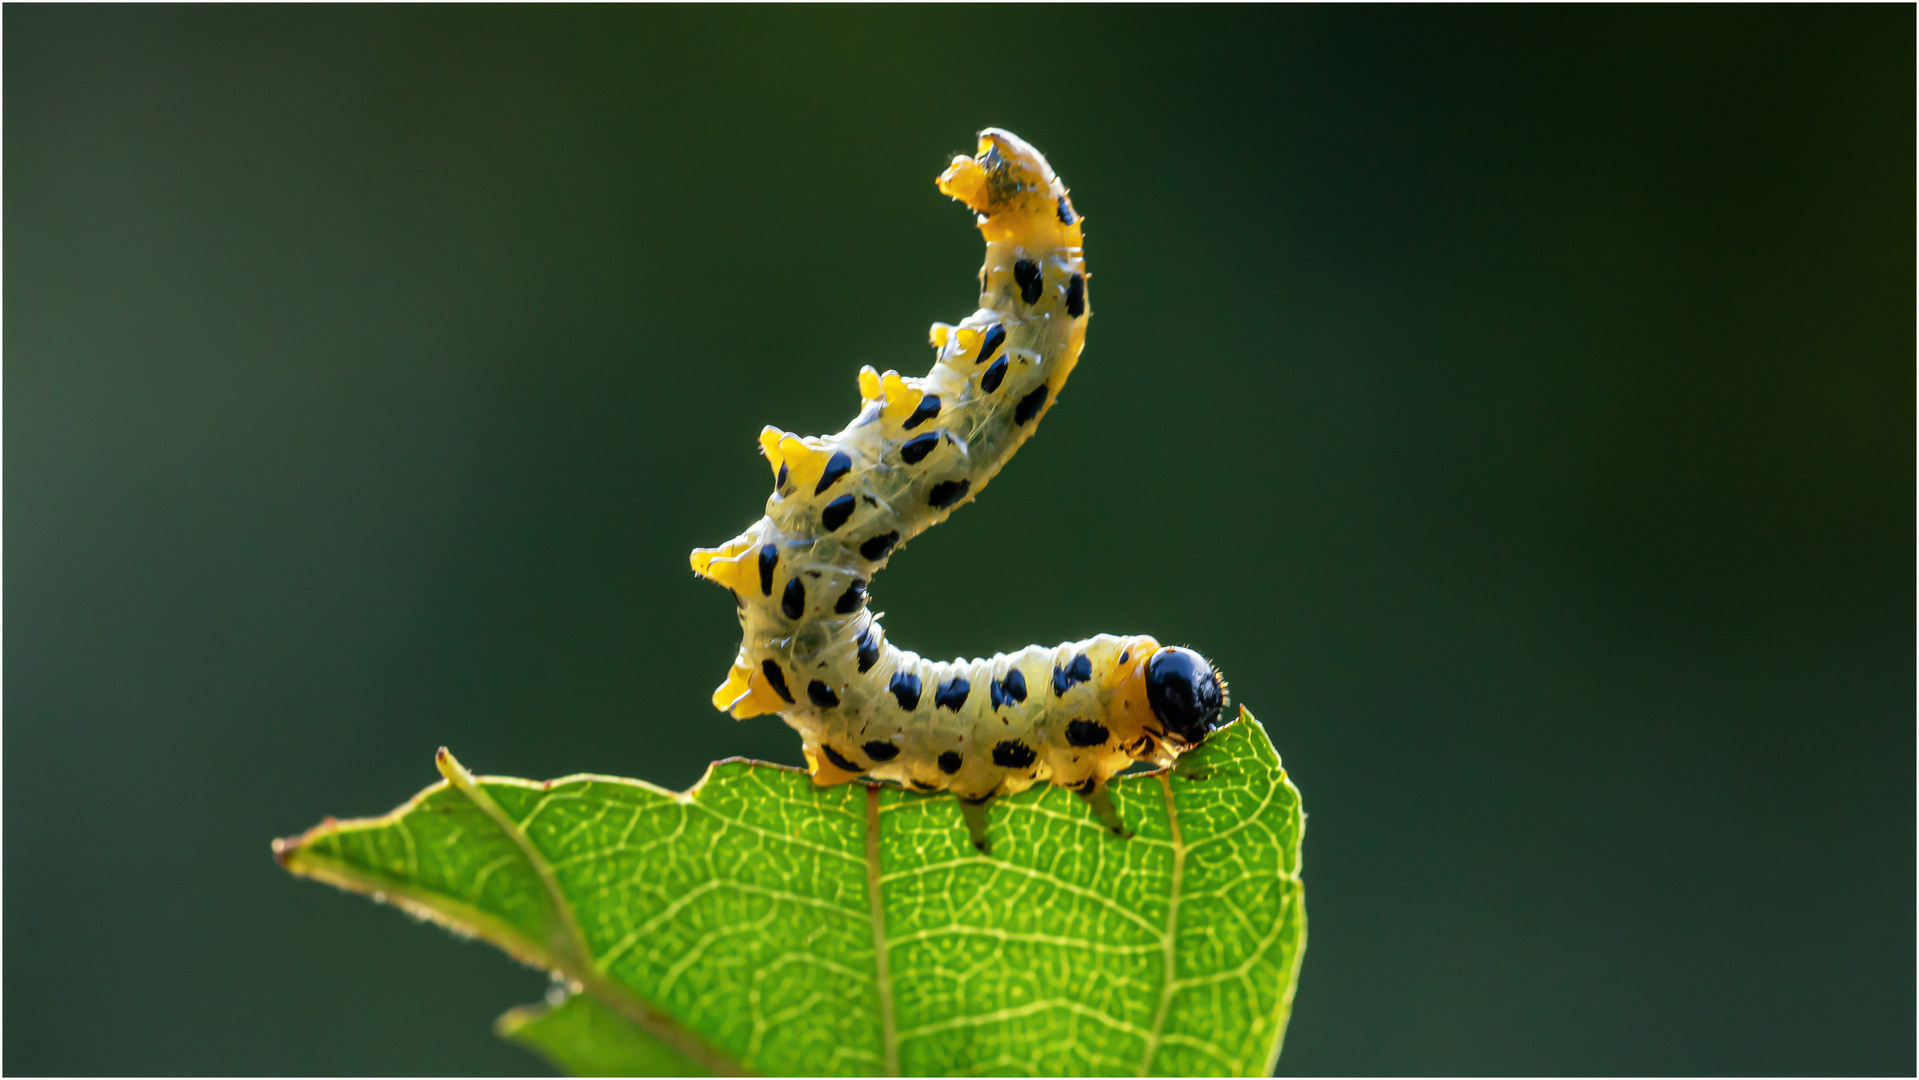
500 991 712 1077
274 709 1306 1076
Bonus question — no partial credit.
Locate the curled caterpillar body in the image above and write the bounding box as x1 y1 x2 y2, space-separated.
691 129 1226 823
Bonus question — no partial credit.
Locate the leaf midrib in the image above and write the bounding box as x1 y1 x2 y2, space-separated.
864 786 901 1076
1138 772 1186 1077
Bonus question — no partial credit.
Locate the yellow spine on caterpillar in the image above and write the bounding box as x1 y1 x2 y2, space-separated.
689 129 1225 844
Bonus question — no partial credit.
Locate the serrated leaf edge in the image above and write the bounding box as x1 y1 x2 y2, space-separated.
274 748 756 1077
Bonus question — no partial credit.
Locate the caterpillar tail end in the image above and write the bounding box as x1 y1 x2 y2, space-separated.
937 128 1083 246
937 153 992 215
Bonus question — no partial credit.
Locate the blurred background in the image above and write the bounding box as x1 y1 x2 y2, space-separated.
7 6 1911 1075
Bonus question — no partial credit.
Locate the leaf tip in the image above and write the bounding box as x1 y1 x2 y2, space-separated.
435 747 471 784
270 825 324 871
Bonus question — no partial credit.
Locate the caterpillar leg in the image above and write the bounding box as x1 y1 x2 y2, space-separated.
803 745 866 788
1075 782 1134 839
959 797 993 855
1172 755 1213 782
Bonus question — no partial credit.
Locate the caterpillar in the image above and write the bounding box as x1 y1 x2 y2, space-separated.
690 129 1225 849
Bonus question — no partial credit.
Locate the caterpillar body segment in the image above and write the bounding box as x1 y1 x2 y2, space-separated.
691 130 1225 844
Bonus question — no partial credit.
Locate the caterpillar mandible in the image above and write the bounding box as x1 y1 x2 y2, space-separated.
690 129 1226 850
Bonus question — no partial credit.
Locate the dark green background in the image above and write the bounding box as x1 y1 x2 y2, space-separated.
7 6 1911 1075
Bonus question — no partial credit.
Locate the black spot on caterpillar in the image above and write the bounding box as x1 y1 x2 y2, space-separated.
834 580 867 615
997 671 1028 705
978 324 1006 365
981 356 1008 394
903 395 941 430
1066 719 1109 747
927 478 970 509
1001 669 1027 702
760 659 793 705
815 452 851 494
935 676 971 712
1013 259 1043 305
758 544 777 595
900 432 939 464
988 668 1029 710
859 531 899 561
690 129 1226 840
821 745 864 773
821 494 854 532
1014 385 1049 425
1053 653 1094 696
888 671 921 710
992 740 1038 769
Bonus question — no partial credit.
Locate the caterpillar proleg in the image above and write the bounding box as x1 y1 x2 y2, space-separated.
691 129 1226 850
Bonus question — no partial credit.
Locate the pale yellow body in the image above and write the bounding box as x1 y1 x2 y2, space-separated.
692 130 1184 801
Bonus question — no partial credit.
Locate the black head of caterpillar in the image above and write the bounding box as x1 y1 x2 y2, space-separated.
1143 646 1228 747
